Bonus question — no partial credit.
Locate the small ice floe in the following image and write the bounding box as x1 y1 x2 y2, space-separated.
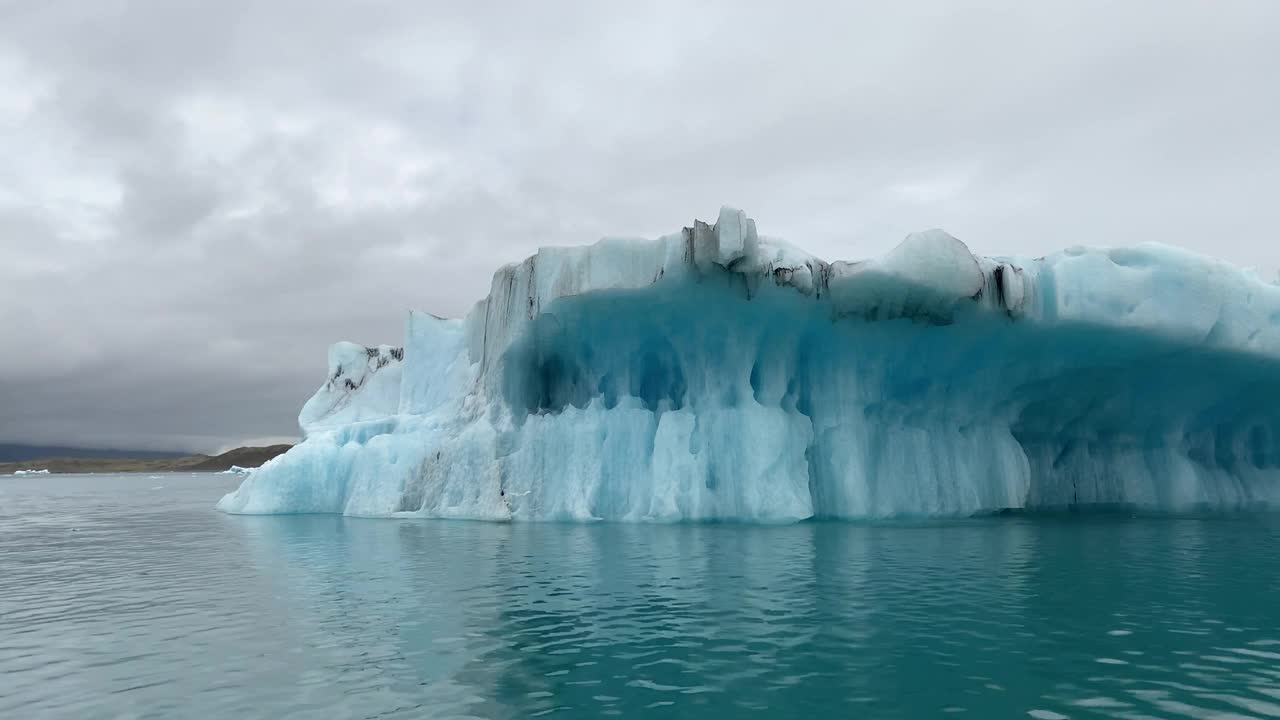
220 465 255 474
13 469 51 475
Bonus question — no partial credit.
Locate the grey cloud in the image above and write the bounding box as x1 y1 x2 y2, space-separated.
1 0 1278 451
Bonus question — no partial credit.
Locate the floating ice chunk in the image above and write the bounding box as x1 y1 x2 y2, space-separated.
218 208 1280 521
13 469 50 475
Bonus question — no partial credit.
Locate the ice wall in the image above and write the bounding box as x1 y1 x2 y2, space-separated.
218 209 1280 521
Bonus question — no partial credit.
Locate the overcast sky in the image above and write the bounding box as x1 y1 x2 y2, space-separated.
2 0 1278 453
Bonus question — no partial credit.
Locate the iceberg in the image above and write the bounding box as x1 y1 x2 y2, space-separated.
13 469 50 476
218 208 1280 521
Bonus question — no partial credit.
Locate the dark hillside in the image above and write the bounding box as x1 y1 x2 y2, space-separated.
0 445 293 474
0 444 191 462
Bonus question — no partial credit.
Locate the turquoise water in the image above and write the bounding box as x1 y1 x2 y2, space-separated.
2 473 1280 719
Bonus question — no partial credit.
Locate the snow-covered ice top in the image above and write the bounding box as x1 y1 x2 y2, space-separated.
220 208 1280 521
299 343 404 434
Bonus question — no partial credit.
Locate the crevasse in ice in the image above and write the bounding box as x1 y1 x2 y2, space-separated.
217 208 1280 520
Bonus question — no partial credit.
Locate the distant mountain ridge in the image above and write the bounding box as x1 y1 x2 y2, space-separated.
0 445 293 474
0 444 192 462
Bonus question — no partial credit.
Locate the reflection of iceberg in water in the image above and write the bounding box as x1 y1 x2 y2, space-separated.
229 513 1106 716
221 208 1280 521
230 515 516 717
224 512 1280 716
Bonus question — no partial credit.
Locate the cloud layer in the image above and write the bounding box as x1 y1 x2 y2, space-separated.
2 0 1278 451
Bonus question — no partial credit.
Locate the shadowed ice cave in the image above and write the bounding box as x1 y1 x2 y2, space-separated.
499 280 1280 518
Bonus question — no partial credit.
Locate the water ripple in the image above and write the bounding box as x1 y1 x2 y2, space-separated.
1 474 1279 718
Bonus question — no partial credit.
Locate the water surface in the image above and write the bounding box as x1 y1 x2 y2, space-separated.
2 472 1279 718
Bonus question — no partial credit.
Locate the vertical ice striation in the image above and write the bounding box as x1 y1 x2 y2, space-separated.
217 209 1280 521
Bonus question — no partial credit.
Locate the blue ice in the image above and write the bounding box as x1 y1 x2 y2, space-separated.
218 208 1280 521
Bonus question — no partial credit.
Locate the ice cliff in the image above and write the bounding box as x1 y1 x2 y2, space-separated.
218 208 1280 521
